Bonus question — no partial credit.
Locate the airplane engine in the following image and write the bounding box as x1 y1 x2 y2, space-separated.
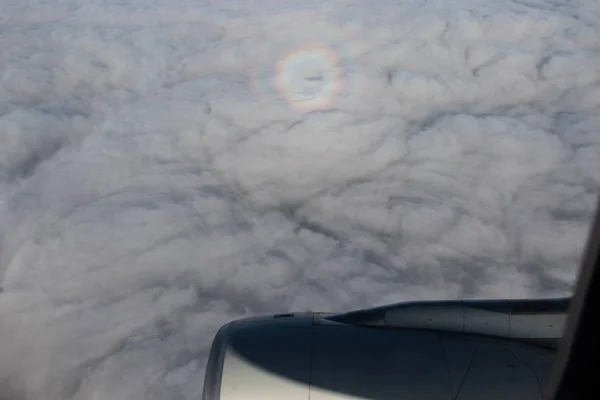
203 299 566 400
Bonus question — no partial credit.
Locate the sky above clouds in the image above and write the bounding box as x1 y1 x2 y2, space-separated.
1 0 600 399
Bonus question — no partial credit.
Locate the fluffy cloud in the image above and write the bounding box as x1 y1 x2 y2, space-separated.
1 0 599 398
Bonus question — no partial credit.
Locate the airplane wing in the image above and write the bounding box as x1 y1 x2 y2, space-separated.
202 297 568 400
201 195 598 400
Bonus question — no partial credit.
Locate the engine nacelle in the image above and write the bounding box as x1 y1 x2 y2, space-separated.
203 308 560 400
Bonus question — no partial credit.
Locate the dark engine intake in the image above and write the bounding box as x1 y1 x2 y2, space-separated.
203 298 568 400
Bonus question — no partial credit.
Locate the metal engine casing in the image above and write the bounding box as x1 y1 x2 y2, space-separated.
202 312 555 400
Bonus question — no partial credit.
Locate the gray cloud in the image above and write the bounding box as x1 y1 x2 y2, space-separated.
1 0 599 398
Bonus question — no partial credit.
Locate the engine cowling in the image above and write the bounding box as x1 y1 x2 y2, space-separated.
202 311 557 400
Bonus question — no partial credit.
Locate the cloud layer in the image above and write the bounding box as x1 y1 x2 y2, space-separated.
1 0 600 398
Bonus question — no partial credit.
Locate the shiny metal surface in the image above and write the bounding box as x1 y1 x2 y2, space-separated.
203 308 557 400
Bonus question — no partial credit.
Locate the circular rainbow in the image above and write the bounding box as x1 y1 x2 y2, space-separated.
274 44 344 112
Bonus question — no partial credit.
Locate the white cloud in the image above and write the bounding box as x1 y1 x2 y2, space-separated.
1 0 599 398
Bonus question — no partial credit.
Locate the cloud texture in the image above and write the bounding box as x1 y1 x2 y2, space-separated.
1 0 600 398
